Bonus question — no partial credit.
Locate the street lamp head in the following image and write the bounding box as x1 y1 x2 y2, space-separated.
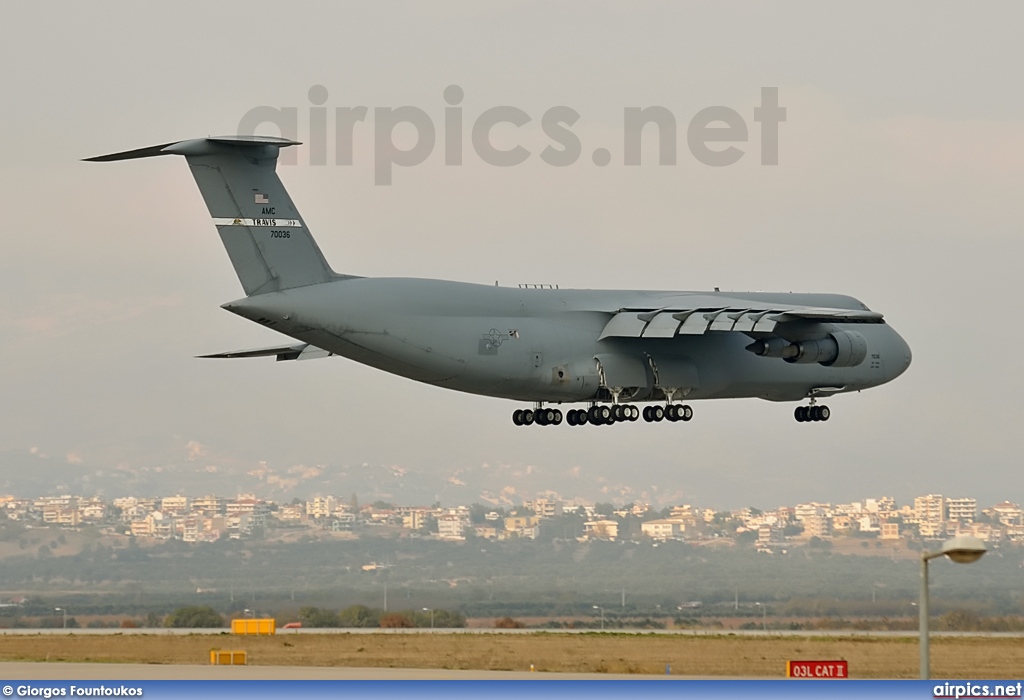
941 535 987 564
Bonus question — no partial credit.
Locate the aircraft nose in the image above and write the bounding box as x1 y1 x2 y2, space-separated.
888 330 912 381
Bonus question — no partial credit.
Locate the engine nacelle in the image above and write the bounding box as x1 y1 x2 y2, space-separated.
745 337 788 358
821 329 868 368
781 330 867 367
783 337 838 364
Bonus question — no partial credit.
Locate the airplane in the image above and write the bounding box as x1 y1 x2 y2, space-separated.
86 135 911 427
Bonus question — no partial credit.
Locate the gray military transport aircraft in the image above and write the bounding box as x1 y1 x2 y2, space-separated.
87 135 911 427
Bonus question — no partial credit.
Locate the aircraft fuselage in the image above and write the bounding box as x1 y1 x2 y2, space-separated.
223 277 912 406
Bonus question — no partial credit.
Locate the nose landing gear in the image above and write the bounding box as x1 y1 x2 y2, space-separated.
794 404 830 422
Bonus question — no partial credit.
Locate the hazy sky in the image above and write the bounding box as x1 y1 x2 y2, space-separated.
2 2 1023 510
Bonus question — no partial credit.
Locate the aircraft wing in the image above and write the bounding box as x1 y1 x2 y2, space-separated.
598 305 883 340
197 343 333 361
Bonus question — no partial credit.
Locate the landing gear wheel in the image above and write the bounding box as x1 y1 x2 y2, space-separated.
651 405 665 422
642 406 653 422
575 409 589 425
794 406 807 422
612 405 624 421
819 406 830 421
513 409 524 426
665 405 679 422
809 406 822 421
551 409 563 425
522 409 535 425
597 406 612 424
681 405 693 421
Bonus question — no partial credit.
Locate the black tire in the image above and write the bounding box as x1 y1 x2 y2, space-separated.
666 405 679 422
794 406 806 422
652 405 665 422
809 406 821 421
642 406 652 422
567 410 577 426
576 409 589 425
513 409 523 426
522 409 535 425
598 406 612 423
819 405 830 421
551 409 563 425
681 405 693 421
628 406 639 421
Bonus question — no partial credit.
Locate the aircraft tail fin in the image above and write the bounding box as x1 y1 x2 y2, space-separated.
86 136 335 296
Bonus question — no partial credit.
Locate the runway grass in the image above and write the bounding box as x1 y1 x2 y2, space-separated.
1 633 1021 678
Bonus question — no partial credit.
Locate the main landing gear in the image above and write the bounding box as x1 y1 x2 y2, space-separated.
512 407 563 426
794 404 830 422
642 404 692 423
512 404 693 426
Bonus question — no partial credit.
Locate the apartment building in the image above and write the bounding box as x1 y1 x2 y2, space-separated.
160 496 189 514
584 519 618 540
795 503 831 522
192 495 226 515
803 514 831 538
988 502 1023 527
946 497 977 523
306 496 337 519
437 511 469 540
641 519 685 540
526 498 563 518
914 494 945 524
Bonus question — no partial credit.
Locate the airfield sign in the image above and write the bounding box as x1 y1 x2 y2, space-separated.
787 660 849 678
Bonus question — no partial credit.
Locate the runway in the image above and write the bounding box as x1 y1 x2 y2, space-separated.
0 662 684 680
1 628 1021 637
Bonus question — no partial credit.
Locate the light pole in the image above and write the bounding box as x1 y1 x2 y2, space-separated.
422 607 433 628
55 607 67 629
592 605 604 630
919 535 986 680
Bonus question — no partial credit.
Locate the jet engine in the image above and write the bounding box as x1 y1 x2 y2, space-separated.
746 330 867 368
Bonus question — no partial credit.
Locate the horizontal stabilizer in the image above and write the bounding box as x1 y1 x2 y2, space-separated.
197 343 332 362
84 135 302 162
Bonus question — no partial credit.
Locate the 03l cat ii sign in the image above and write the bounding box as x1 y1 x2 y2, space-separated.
786 660 849 678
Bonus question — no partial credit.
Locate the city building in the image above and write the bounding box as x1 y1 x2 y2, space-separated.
946 497 977 523
584 519 618 540
437 511 469 540
306 496 337 519
914 494 945 524
641 519 684 540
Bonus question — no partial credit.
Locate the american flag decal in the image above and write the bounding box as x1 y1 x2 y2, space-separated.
255 193 269 204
